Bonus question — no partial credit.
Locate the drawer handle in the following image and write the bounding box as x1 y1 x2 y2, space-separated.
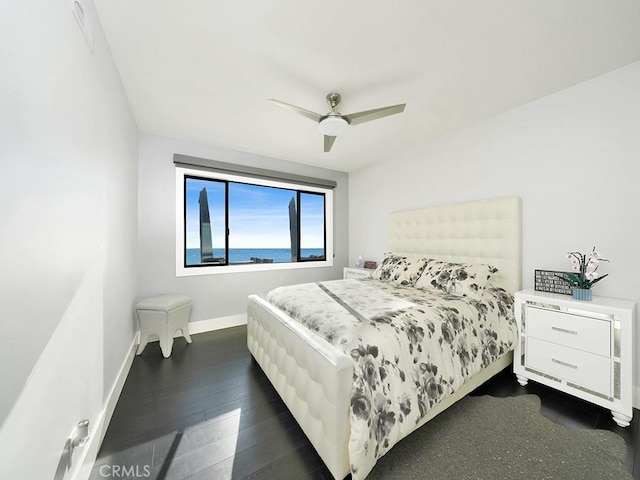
551 325 578 335
551 358 578 369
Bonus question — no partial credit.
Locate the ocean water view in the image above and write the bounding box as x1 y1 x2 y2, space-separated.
186 248 325 266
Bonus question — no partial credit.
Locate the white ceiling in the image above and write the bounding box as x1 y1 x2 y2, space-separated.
94 0 640 172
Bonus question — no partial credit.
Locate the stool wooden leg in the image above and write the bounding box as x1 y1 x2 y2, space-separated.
183 331 192 344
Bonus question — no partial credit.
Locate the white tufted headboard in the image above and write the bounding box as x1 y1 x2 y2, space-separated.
389 196 522 294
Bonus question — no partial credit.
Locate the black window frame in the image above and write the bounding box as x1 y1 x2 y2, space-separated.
183 174 328 269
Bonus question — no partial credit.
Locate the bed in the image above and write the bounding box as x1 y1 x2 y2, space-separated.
247 196 522 480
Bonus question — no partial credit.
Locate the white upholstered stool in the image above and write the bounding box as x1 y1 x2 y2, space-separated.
136 294 192 358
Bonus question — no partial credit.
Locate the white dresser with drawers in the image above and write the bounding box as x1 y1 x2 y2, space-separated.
513 289 636 427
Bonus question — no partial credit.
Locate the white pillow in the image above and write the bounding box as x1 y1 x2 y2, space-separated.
372 253 428 287
415 260 498 299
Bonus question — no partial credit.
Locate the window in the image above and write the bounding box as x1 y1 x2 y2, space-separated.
176 165 333 275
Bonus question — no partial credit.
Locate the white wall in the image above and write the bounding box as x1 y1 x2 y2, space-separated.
137 134 349 329
349 61 640 402
0 1 138 479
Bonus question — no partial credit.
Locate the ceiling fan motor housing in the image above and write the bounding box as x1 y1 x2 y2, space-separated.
326 92 342 110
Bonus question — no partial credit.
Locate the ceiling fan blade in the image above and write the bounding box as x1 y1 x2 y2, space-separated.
343 103 406 126
324 135 337 152
267 99 322 123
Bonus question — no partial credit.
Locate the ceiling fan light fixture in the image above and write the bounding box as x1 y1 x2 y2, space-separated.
318 116 348 136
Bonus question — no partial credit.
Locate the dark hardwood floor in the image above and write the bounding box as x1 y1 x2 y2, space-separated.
91 326 639 479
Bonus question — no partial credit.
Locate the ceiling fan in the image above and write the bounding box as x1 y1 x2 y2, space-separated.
268 93 406 152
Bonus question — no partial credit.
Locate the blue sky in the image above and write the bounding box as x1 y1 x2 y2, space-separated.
185 177 325 249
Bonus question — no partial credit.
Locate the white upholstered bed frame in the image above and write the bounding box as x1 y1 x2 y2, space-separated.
246 196 522 479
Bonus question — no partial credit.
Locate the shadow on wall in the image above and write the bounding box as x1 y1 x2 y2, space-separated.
52 439 72 480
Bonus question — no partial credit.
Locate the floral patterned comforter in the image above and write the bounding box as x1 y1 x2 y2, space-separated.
266 278 517 480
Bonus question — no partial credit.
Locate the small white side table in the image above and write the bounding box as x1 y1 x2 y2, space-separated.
343 267 374 280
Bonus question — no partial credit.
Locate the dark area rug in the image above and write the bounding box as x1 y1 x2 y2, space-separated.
367 394 630 480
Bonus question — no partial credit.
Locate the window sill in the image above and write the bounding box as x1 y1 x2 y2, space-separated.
176 258 334 276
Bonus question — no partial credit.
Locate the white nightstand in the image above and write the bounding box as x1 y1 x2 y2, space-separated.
513 289 636 427
343 267 374 280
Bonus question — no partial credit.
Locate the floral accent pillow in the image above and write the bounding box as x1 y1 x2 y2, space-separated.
415 260 498 299
372 253 429 287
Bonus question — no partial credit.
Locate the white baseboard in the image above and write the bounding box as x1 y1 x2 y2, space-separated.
634 385 640 410
166 313 247 337
186 313 247 335
75 331 140 480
